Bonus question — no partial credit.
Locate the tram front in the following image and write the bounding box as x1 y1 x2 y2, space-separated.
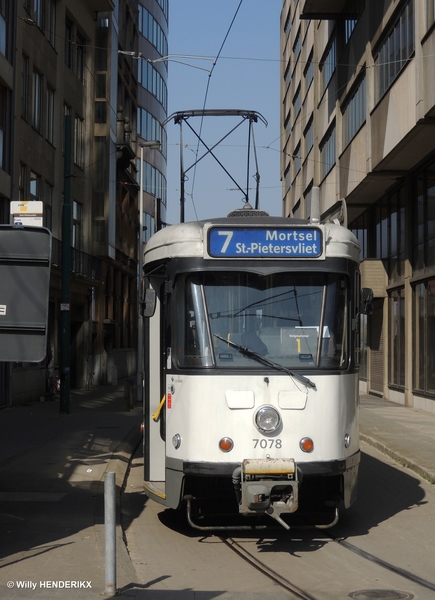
143 216 365 530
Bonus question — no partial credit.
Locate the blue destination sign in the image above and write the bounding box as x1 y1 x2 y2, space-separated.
208 227 323 258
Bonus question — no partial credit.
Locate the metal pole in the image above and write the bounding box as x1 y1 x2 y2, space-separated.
104 471 116 596
60 114 71 414
137 144 144 405
179 120 185 223
137 141 160 405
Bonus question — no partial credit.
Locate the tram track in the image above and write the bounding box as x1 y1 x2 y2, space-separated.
221 535 320 600
328 534 435 593
219 528 435 600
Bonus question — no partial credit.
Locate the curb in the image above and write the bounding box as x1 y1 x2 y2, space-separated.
360 432 435 484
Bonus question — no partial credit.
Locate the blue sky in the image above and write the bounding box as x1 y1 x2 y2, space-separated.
165 0 282 224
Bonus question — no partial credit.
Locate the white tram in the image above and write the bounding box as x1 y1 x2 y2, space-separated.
142 204 371 531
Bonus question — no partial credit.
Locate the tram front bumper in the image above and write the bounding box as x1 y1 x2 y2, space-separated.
233 458 299 529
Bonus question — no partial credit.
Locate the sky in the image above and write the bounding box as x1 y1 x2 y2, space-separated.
165 0 283 225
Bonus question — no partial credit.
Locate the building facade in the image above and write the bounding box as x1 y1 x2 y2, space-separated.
0 0 167 406
281 0 435 414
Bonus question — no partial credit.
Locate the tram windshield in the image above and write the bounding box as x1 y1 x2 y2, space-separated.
175 272 349 370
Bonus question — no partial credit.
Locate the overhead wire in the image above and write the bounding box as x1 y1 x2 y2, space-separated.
187 0 245 220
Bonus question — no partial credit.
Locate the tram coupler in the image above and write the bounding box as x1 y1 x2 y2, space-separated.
233 458 299 530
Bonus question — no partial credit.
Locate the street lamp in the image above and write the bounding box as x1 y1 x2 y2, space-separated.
138 140 161 405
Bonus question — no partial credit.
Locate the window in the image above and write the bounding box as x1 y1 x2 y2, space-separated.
343 0 366 44
0 0 7 56
138 60 168 110
30 171 41 201
0 194 9 223
32 69 42 131
76 32 85 82
0 99 3 170
320 124 336 180
176 272 349 370
46 85 54 144
65 18 73 70
22 54 29 121
284 13 291 38
293 85 301 118
350 211 369 259
304 51 314 91
293 28 301 61
303 183 312 220
389 288 405 388
19 164 26 200
34 0 43 28
375 0 414 101
138 6 168 58
343 75 366 147
74 116 84 168
47 0 56 46
388 188 406 281
345 19 358 43
65 18 86 81
304 117 314 155
63 104 71 154
293 142 301 176
96 18 108 71
412 160 435 274
320 37 336 93
137 107 167 158
72 201 82 249
95 101 107 124
428 0 435 27
414 279 435 395
44 180 53 230
0 84 9 172
96 74 106 99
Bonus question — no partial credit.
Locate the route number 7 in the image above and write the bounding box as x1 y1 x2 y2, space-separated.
217 230 233 253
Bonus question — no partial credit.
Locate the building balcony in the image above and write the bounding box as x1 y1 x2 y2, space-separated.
51 238 104 282
87 0 115 11
300 0 347 18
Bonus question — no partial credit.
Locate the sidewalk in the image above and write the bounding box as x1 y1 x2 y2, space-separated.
359 393 435 483
0 382 142 599
0 385 434 599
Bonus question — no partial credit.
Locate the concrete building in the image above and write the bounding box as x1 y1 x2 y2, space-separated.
0 0 167 406
280 0 435 414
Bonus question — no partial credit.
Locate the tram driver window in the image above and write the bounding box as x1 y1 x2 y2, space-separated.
176 275 213 367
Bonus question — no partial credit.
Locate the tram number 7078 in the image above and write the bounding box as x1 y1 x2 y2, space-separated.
253 439 282 449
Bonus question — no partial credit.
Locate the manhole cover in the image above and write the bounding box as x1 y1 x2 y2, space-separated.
349 592 414 600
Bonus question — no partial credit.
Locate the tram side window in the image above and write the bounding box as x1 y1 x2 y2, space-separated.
320 275 348 368
176 275 213 367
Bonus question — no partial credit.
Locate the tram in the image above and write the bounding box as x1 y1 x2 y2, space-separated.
142 200 372 531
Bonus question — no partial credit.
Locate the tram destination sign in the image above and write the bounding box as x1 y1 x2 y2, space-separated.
207 226 323 259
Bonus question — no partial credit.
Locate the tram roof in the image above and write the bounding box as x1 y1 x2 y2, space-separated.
144 216 360 265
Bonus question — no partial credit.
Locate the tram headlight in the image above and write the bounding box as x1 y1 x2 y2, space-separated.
172 433 181 450
344 433 351 448
255 406 281 434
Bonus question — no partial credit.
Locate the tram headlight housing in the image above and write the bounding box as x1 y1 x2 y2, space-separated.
300 437 314 453
254 405 281 434
219 437 234 452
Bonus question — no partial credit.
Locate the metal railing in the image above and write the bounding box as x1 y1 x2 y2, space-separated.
51 237 103 281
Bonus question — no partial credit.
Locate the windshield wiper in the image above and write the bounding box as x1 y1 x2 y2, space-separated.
213 333 316 389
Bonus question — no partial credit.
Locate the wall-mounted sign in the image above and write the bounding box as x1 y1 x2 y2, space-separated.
10 201 44 228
